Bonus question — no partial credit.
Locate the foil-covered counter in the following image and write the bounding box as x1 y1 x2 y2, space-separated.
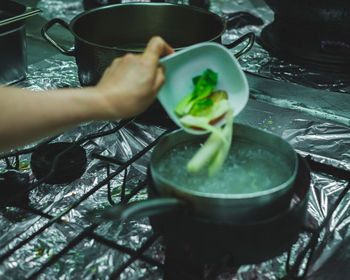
1 0 350 279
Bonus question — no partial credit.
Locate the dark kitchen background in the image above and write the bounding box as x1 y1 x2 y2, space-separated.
1 0 350 279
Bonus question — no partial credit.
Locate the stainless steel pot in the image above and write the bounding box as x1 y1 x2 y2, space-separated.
149 154 310 265
41 3 255 86
101 123 299 224
0 1 40 85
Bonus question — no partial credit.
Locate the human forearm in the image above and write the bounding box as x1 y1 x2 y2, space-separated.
0 36 174 153
0 86 102 152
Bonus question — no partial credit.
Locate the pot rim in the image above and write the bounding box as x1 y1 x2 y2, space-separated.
68 2 226 52
150 124 299 200
0 1 26 32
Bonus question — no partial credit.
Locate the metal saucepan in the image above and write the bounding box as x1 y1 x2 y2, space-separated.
149 154 310 265
41 3 255 86
100 123 299 224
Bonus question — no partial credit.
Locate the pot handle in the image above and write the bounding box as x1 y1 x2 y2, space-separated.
96 198 187 222
222 32 255 58
41 18 75 56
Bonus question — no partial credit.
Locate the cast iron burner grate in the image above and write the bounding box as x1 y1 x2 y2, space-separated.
0 117 350 279
0 170 29 208
30 142 87 184
259 19 350 73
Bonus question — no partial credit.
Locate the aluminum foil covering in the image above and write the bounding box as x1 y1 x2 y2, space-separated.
1 0 350 279
235 100 350 279
15 55 81 90
2 54 350 280
37 0 84 22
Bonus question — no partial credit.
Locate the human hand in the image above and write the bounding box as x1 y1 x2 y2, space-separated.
0 37 173 152
93 36 175 120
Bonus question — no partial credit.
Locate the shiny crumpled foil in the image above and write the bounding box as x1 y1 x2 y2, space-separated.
37 0 84 22
233 99 350 280
1 0 350 279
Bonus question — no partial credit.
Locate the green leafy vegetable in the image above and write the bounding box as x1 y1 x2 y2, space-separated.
175 69 229 129
174 69 234 176
179 99 230 142
174 68 218 117
192 75 201 85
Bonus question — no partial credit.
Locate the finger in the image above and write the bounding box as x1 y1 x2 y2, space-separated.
102 57 121 77
142 36 175 65
152 65 166 94
97 66 112 85
110 57 122 68
157 38 175 57
103 66 111 75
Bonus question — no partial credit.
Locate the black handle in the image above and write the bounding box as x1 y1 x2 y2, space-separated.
41 18 75 56
223 32 255 58
98 197 187 221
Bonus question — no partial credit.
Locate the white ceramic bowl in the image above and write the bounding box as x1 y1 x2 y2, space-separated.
158 42 249 135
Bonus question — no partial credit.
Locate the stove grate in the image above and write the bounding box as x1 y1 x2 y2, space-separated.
0 120 349 279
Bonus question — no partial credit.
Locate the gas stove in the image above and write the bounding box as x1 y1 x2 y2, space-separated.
1 0 350 279
1 115 350 279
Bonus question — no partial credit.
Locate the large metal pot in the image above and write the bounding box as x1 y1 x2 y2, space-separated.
101 123 299 223
0 1 40 85
99 124 308 264
41 3 255 86
150 154 310 265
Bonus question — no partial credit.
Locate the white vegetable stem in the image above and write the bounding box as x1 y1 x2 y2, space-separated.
187 130 224 173
208 109 233 176
179 115 228 143
187 109 234 176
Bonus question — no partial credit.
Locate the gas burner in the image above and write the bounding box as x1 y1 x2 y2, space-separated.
149 155 311 270
0 170 30 208
259 20 350 73
30 142 87 184
163 253 206 280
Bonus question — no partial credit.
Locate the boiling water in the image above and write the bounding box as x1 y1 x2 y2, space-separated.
154 139 293 195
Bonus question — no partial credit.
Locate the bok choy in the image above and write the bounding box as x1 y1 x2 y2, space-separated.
187 109 233 176
174 68 218 117
174 68 234 176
